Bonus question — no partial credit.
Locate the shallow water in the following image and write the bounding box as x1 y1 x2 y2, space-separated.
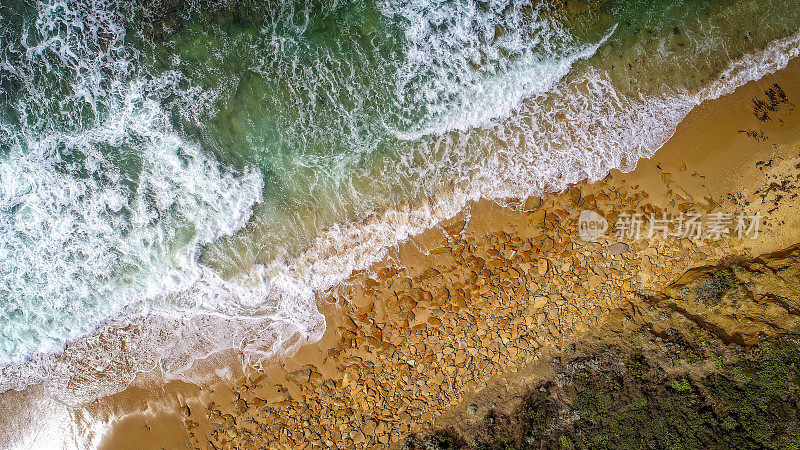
1 0 799 404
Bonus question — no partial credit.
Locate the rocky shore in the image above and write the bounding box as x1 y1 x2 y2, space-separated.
195 191 741 448
406 243 800 448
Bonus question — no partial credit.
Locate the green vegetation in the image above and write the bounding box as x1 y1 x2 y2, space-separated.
695 269 738 304
625 351 649 379
403 339 800 449
669 377 691 391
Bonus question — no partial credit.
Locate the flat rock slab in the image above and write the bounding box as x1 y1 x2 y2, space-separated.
607 242 630 256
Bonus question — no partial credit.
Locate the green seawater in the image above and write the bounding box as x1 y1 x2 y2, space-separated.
126 0 800 271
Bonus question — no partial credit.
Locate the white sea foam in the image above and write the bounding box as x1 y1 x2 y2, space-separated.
0 0 283 405
0 81 271 380
392 25 617 140
384 0 591 138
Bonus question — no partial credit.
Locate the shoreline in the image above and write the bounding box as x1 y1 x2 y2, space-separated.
2 48 800 450
93 55 800 448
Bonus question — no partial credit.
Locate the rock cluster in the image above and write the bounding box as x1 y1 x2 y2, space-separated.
191 179 746 449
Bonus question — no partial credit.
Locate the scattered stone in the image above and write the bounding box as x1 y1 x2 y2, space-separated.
538 259 549 275
196 169 746 450
531 210 546 225
607 242 630 256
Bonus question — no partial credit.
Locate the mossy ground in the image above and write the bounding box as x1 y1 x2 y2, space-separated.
403 338 800 450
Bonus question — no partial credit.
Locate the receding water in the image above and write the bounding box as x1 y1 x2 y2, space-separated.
1 0 799 404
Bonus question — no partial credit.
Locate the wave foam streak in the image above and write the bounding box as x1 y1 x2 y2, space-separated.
0 0 302 405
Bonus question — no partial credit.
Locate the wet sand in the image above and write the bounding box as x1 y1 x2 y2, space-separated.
3 56 800 450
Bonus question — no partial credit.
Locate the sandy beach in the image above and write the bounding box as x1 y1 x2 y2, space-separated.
37 52 799 449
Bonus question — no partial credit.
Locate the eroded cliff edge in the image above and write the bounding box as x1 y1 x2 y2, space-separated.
405 244 800 449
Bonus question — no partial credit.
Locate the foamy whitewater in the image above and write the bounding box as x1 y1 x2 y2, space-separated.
1 0 799 410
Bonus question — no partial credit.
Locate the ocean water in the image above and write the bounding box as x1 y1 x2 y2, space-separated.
1 0 799 404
